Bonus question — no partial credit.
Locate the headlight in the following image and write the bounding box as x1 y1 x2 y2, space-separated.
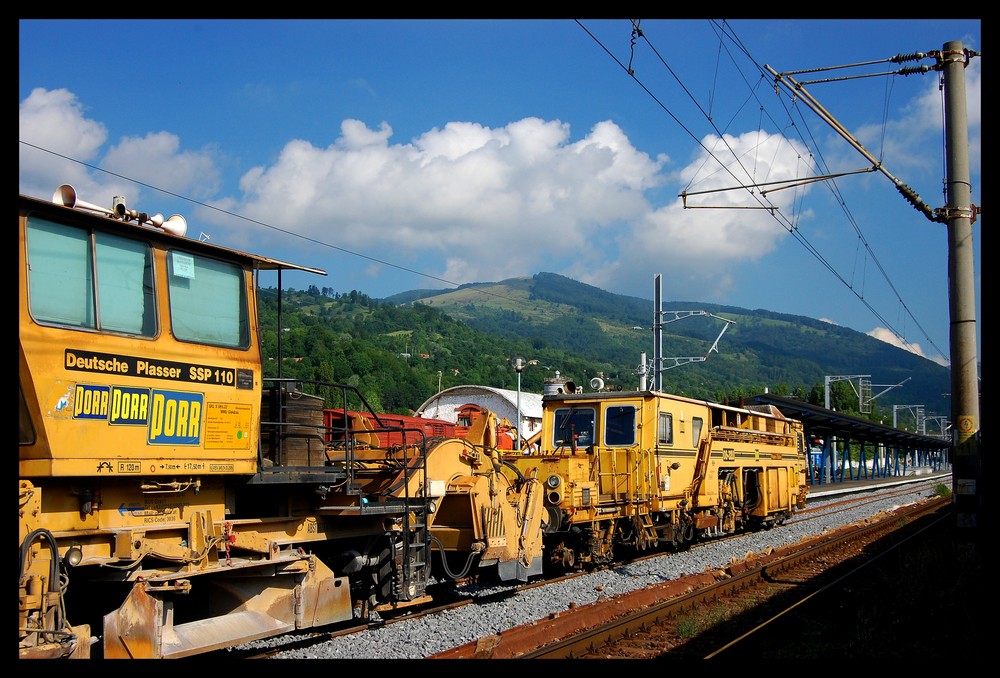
546 474 562 489
64 544 83 567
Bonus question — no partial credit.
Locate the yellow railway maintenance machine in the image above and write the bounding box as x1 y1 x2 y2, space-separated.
19 187 545 659
18 186 349 659
504 384 809 569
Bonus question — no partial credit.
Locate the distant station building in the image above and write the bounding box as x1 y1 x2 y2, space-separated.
416 385 543 448
416 372 594 449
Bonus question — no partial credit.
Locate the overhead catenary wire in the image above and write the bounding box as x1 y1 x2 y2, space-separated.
577 18 951 360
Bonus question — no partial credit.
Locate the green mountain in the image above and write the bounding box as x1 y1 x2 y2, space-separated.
383 272 952 422
261 272 951 428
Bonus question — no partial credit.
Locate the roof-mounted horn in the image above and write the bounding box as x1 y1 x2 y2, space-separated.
52 184 187 237
52 184 123 218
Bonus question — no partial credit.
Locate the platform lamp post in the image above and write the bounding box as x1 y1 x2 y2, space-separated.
511 356 526 451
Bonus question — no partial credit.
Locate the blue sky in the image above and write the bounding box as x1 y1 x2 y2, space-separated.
19 19 980 367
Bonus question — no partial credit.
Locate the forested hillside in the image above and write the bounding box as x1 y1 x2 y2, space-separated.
259 274 952 428
256 287 606 415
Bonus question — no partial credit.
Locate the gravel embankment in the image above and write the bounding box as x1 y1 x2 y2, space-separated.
239 478 945 659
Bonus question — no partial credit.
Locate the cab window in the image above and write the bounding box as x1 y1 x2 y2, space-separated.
26 217 156 336
691 416 704 447
552 407 596 448
605 405 636 446
658 411 673 445
167 250 249 348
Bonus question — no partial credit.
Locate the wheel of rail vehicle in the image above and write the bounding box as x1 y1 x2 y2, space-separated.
550 541 576 569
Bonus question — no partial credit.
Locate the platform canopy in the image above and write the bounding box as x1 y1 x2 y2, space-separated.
749 393 950 450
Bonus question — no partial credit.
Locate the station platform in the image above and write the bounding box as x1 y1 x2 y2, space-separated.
807 467 952 499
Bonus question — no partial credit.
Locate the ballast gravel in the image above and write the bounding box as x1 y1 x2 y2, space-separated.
236 477 945 659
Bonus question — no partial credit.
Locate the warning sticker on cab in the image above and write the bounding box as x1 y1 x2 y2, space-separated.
204 402 253 450
117 461 142 474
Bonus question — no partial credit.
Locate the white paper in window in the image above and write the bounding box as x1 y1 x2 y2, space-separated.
171 252 196 279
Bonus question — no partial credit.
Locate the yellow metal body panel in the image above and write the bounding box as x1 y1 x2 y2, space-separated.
19 228 263 478
502 389 807 566
17 193 365 660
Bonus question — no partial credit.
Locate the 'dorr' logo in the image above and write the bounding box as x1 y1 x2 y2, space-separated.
148 389 203 445
109 386 150 425
73 384 110 419
73 384 152 425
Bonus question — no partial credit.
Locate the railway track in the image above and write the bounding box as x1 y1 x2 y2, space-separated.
433 495 952 658
221 478 951 659
224 565 608 658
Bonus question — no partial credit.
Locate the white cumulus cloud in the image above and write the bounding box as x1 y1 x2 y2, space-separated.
868 327 948 366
